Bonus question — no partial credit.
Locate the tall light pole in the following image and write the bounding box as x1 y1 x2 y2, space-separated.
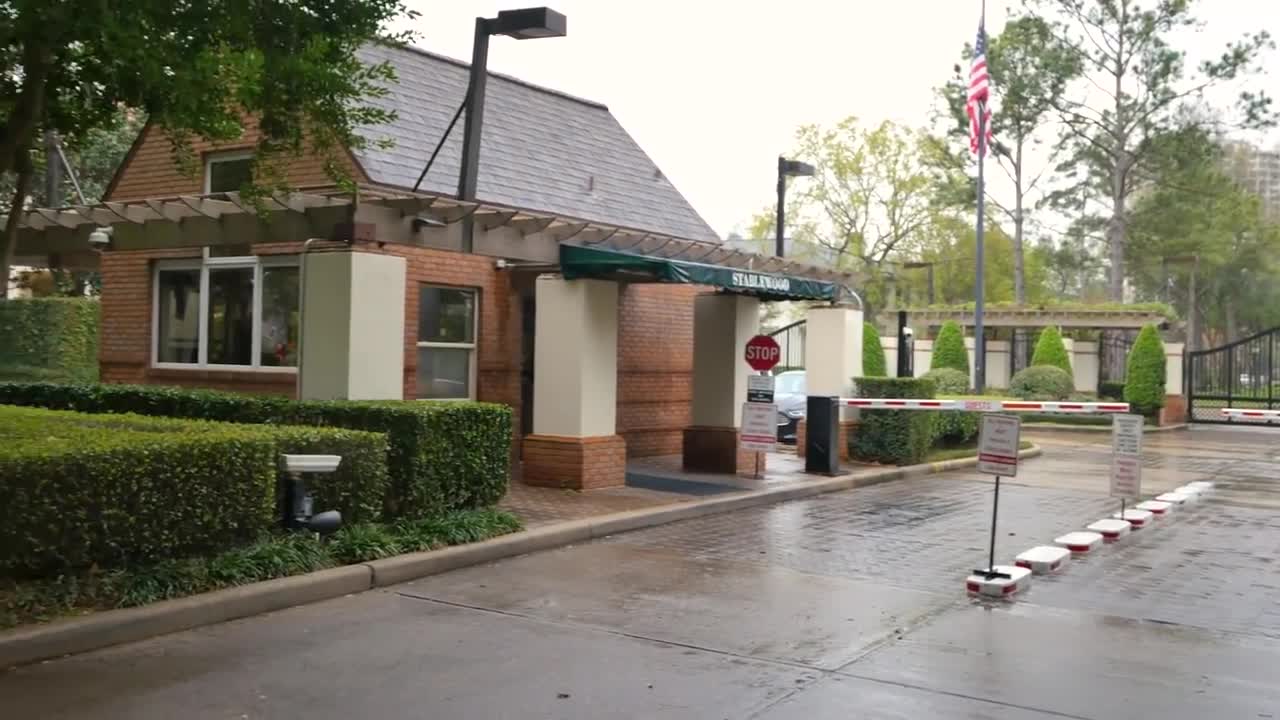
457 7 567 252
776 157 814 257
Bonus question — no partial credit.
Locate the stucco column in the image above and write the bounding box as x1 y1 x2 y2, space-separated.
523 275 626 489
299 250 406 401
682 293 763 474
796 306 863 460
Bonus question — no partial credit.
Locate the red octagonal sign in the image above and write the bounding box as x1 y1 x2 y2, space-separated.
744 334 781 372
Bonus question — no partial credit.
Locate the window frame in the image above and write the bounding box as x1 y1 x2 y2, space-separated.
415 284 479 401
203 150 255 194
151 251 299 373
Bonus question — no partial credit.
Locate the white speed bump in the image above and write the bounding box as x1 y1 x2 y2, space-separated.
1054 531 1103 555
1187 481 1215 493
1015 546 1071 575
1087 518 1132 543
966 565 1032 598
1113 508 1154 528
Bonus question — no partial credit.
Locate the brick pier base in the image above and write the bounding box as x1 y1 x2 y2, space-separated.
1160 395 1187 426
522 434 627 490
795 420 860 461
682 426 766 476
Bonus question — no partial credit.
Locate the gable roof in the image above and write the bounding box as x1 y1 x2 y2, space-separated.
352 43 719 243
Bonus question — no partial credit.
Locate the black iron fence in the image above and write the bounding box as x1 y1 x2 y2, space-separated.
1188 326 1280 423
768 319 806 373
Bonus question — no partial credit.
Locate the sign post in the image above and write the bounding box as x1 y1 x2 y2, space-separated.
975 413 1022 579
742 335 781 477
1110 413 1143 521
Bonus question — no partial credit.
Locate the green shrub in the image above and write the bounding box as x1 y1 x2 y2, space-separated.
923 367 969 395
1010 366 1074 400
931 321 969 375
1031 325 1072 373
862 322 887 377
851 377 936 465
1125 324 1167 417
0 298 99 383
933 411 980 445
1098 381 1126 401
0 406 278 574
0 382 512 519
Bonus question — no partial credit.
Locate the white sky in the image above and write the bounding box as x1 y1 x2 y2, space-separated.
398 1 1280 239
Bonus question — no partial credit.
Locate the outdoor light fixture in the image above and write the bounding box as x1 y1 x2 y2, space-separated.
280 454 344 535
456 7 567 253
776 157 815 257
87 225 112 251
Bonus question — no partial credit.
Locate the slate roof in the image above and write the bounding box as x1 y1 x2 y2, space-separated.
352 43 719 242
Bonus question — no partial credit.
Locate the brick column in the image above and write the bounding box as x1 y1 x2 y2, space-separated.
522 275 626 489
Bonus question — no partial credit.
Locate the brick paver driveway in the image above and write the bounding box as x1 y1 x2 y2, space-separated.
3 426 1279 719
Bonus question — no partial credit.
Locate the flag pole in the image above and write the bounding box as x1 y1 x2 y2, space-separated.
973 3 988 394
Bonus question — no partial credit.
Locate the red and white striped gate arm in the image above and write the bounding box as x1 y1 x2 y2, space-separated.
841 398 1130 414
1221 408 1280 420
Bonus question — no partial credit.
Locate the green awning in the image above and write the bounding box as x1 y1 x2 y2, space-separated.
559 244 843 301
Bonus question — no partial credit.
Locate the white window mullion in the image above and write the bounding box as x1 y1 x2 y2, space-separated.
197 267 210 366
250 261 263 368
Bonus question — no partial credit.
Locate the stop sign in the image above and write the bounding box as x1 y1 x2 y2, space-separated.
744 335 781 371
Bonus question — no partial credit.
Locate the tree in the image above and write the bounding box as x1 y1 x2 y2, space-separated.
1032 0 1275 301
1126 128 1280 344
931 320 970 375
937 14 1080 304
1 0 417 297
862 321 887 377
1030 325 1072 373
788 118 946 313
900 213 1052 306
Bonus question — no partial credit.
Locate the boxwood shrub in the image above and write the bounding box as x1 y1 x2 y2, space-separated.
933 411 980 445
1031 325 1072 374
931 321 969 375
1125 324 1167 417
862 322 887 377
1010 366 1074 400
0 382 511 519
923 367 969 395
0 406 278 574
0 298 99 383
851 377 937 465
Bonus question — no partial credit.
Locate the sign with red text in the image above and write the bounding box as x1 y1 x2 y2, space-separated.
977 414 1021 477
744 335 781 372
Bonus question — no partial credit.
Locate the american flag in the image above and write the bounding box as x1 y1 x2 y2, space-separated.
967 21 993 154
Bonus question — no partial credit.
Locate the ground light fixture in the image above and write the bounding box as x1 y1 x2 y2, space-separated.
280 454 344 535
456 6 567 252
776 157 815 257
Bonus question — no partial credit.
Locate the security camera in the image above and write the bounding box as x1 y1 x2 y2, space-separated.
87 226 112 251
903 327 914 339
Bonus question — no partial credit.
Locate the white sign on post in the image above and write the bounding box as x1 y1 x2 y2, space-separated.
977 414 1022 477
747 375 775 404
1110 413 1144 500
740 402 778 452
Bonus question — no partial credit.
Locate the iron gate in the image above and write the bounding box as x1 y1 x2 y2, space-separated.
1187 326 1280 423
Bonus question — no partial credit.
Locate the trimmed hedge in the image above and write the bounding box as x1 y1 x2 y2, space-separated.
1098 381 1126 401
0 382 511 519
1010 366 1074 400
862 322 887 377
933 411 980 445
851 377 936 466
1 406 277 574
1031 325 1072 374
923 367 969 395
1125 324 1167 417
0 298 99 383
931 321 969 375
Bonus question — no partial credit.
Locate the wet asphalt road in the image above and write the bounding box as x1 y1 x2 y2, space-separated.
4 426 1280 719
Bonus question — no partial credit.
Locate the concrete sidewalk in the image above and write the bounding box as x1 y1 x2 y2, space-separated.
0 446 1039 669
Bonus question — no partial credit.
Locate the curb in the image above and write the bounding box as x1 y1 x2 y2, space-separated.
0 444 1041 669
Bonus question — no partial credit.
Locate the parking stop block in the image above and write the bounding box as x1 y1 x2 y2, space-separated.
1054 531 1103 554
966 565 1032 598
1015 546 1071 575
1156 491 1193 506
1087 518 1131 543
1113 508 1154 528
1135 499 1173 517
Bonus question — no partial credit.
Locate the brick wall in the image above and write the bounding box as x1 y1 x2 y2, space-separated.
106 116 366 202
616 284 698 457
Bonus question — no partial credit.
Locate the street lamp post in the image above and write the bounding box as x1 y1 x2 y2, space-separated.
457 7 567 252
776 157 814 257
